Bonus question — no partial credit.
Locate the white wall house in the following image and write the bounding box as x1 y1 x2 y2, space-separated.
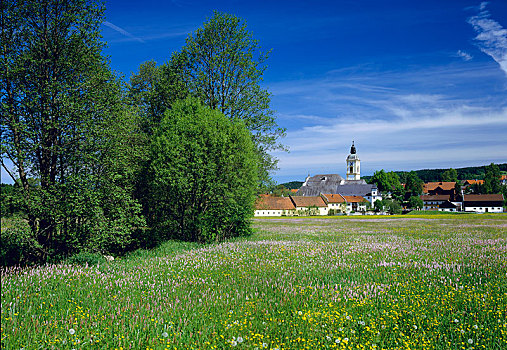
420 195 449 210
291 196 329 216
254 196 296 217
321 193 347 213
463 194 504 213
364 186 382 205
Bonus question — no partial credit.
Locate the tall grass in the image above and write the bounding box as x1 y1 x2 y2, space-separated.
1 215 506 349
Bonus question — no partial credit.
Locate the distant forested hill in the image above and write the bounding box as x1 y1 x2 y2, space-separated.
396 163 507 182
279 181 304 189
286 163 507 186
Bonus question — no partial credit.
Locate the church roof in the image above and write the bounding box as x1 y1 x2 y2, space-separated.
296 175 375 197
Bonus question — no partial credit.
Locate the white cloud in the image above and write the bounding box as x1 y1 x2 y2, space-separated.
468 3 507 76
456 50 473 61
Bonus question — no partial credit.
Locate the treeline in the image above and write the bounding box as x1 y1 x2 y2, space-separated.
1 1 284 266
394 164 507 182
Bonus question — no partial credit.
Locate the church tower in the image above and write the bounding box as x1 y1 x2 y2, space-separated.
346 141 361 180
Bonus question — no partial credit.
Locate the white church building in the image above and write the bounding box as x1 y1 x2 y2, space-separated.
295 142 382 205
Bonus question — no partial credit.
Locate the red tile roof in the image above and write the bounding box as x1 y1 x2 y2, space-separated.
423 182 456 192
290 196 327 208
255 196 295 210
464 194 504 202
464 180 484 185
342 195 367 203
321 193 346 203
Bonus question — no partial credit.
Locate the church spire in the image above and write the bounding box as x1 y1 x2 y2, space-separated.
350 141 356 154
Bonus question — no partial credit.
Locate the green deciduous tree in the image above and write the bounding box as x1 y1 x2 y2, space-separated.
370 169 404 198
408 196 424 210
174 11 285 188
1 0 143 262
483 163 501 194
146 98 258 243
404 171 423 197
441 168 458 182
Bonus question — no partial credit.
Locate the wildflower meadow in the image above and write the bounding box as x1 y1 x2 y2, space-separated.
2 214 506 349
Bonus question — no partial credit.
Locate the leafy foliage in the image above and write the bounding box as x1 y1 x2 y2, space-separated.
146 98 258 243
174 11 285 188
1 0 144 263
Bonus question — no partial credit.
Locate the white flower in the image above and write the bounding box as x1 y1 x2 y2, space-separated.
413 325 418 330
262 343 268 348
231 340 237 346
298 311 303 315
335 338 341 343
358 321 365 326
454 319 459 323
69 328 75 335
237 336 244 343
473 324 478 329
344 338 349 342
351 330 355 334
460 329 465 334
326 335 331 341
162 332 168 338
468 339 473 344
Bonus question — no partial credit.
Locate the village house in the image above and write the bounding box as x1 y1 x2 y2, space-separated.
290 196 328 216
321 193 347 213
463 194 504 213
420 194 453 210
342 195 368 212
254 196 295 217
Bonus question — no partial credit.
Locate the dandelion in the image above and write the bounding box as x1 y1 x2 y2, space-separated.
69 329 75 335
162 332 168 338
468 339 473 344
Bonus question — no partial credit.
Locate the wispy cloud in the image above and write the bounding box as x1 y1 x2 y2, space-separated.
456 50 473 61
468 2 507 76
103 21 145 43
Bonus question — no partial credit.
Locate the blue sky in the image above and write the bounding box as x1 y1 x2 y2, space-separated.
2 0 507 184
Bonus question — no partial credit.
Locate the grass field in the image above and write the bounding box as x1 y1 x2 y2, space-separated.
2 214 506 349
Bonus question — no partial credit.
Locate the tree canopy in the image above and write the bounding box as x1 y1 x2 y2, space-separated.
173 11 285 187
146 98 258 243
1 0 144 262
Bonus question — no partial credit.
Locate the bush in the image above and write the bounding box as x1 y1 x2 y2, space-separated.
0 219 37 266
146 98 259 243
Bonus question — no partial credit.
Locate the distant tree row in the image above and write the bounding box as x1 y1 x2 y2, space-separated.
1 2 284 265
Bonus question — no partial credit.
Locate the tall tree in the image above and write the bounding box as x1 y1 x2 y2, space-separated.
1 0 143 261
483 163 501 194
405 171 423 197
174 11 285 187
441 168 458 182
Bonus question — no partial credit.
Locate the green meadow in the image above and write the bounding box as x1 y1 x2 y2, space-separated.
2 214 506 349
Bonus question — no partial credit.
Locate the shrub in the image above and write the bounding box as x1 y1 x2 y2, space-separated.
0 219 37 266
146 98 258 243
